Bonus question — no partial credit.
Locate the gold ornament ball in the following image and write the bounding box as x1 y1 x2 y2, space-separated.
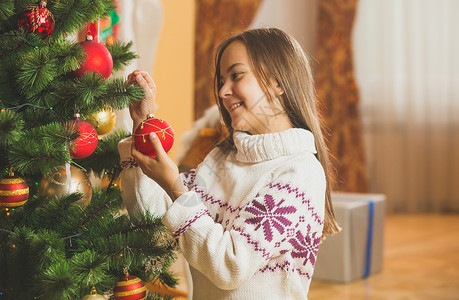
39 165 92 206
86 110 116 135
81 294 106 300
81 286 106 299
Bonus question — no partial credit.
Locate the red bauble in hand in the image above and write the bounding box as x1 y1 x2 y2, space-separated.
0 175 29 208
68 114 98 159
113 274 146 300
17 1 54 38
134 116 174 157
71 35 113 79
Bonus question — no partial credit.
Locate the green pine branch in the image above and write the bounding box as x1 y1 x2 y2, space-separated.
1 186 177 299
49 0 115 38
0 0 14 24
51 37 86 74
0 109 24 147
38 260 81 300
7 122 75 176
17 47 58 95
95 78 144 111
107 41 138 72
0 1 177 298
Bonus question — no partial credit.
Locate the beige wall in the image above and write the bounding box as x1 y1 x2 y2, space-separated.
153 1 195 160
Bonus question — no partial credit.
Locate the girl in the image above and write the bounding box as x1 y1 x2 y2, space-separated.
119 27 340 299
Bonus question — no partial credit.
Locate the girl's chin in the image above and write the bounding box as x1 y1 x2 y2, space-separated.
231 120 244 132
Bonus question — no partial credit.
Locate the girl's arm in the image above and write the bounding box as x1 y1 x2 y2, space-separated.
162 169 326 290
118 137 173 216
131 132 188 202
120 70 181 216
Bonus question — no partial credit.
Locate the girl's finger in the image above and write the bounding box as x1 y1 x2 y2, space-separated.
131 141 150 166
127 70 140 84
135 76 156 114
137 71 156 92
136 75 154 99
148 133 167 159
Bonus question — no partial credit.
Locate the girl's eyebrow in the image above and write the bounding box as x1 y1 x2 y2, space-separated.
223 63 244 76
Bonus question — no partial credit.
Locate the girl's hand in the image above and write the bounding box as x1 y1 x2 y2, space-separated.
127 70 159 130
131 132 187 201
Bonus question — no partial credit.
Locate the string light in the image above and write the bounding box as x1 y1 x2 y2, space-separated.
2 103 53 112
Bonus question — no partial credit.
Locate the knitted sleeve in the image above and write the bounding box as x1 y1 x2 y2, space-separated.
161 170 326 290
118 137 176 216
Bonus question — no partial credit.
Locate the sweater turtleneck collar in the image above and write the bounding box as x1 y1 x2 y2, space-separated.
232 128 317 163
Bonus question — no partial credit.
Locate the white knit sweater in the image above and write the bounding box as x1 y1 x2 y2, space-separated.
118 128 326 300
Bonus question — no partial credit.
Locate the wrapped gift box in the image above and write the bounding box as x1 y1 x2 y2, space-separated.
313 193 386 283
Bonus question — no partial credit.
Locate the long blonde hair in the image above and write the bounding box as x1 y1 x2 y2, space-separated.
214 28 340 236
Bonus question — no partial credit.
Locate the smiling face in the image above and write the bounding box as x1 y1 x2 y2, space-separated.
218 41 292 134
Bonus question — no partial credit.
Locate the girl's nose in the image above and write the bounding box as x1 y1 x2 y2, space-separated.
219 82 232 99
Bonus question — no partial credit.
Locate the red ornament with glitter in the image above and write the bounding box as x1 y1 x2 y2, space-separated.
71 35 113 79
17 1 55 38
133 116 174 157
0 175 29 208
113 274 147 300
69 114 98 159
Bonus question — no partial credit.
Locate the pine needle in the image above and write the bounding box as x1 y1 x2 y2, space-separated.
0 109 24 147
106 41 138 72
7 122 75 175
0 0 14 22
17 47 57 95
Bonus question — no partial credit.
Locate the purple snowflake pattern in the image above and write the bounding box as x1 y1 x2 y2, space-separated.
288 224 322 266
245 194 297 242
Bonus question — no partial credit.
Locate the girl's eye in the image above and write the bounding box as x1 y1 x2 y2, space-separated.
232 72 242 80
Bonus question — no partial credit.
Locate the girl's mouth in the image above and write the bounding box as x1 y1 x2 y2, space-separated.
230 102 243 111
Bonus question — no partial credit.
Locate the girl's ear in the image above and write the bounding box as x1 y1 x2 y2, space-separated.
272 79 284 96
276 82 284 96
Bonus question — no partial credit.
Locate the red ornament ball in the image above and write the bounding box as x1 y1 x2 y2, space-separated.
134 117 174 157
71 36 113 79
69 115 98 159
0 176 29 208
113 275 147 300
17 1 54 38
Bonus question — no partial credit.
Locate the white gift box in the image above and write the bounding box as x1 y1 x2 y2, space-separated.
313 193 386 283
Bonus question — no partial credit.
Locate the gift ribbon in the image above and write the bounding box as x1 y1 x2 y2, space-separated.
363 199 375 278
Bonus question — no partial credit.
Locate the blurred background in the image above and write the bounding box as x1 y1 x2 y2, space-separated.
107 0 458 299
115 0 459 214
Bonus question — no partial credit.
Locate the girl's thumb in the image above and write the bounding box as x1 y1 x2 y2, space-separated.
149 132 165 157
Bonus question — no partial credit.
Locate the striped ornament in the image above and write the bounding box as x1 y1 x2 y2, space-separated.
113 275 147 300
0 176 29 208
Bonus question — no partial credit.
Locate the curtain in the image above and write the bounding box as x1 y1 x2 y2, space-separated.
194 0 263 119
353 0 459 213
315 0 369 193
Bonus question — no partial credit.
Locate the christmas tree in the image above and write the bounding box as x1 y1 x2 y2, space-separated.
0 1 177 299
